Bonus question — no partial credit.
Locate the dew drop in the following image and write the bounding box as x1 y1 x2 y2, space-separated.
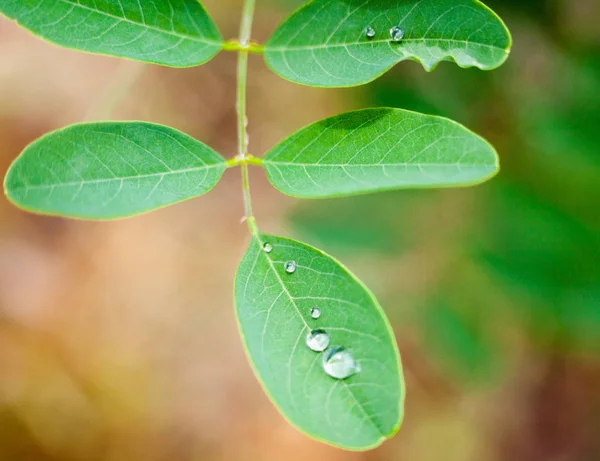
322 346 360 379
310 307 321 319
365 26 376 39
284 261 296 274
389 25 405 42
306 329 330 352
263 242 273 253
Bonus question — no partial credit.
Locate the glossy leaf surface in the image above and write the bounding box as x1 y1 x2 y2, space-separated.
263 108 499 198
265 0 511 87
0 0 222 67
235 233 404 450
4 122 226 219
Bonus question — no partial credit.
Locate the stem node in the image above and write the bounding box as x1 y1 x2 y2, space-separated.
222 39 264 54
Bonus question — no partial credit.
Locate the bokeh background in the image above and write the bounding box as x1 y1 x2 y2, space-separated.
1 0 599 459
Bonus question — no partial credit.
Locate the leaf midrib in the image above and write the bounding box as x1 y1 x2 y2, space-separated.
257 235 387 438
264 161 495 167
256 235 310 330
266 37 507 53
11 163 224 191
53 0 221 46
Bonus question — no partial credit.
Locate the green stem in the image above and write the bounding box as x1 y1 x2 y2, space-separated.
241 163 253 218
237 0 257 222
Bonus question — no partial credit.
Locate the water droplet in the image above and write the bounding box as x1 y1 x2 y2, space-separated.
389 26 405 42
310 307 321 319
284 261 296 274
365 26 376 39
306 329 330 352
322 346 360 379
262 242 273 253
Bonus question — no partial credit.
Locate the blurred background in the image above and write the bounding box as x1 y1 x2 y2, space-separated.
1 0 599 459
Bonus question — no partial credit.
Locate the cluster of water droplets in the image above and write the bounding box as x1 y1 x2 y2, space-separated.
308 329 360 379
364 24 405 42
306 327 360 380
262 241 361 380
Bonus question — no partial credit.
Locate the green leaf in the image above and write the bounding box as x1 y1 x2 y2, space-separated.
4 122 226 220
0 0 222 67
234 232 404 450
263 108 499 198
264 0 511 87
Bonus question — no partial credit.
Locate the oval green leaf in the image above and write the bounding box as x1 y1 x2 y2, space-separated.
0 0 222 67
234 233 404 450
263 108 499 198
4 122 226 219
265 0 511 87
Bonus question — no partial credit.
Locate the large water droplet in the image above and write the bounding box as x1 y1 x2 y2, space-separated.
322 346 360 379
365 26 376 39
310 307 321 319
284 261 296 274
263 242 273 253
306 329 330 352
389 26 405 42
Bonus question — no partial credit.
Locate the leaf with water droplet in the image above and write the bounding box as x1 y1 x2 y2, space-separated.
389 26 405 42
263 108 499 198
0 0 222 67
306 329 330 352
265 0 511 87
3 122 226 219
284 260 297 273
323 346 360 379
234 233 404 450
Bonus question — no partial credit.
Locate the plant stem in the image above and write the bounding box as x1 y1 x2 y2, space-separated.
241 162 253 218
237 0 257 221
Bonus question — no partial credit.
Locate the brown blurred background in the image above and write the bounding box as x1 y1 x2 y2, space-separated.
1 0 600 460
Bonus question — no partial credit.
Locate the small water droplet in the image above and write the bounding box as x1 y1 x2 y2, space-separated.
284 261 296 274
306 329 330 352
310 307 321 319
365 26 376 39
262 242 273 253
322 346 360 379
389 25 405 42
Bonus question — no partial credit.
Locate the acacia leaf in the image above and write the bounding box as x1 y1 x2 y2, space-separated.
265 0 511 87
263 108 499 198
0 0 222 67
4 122 226 219
234 232 404 450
